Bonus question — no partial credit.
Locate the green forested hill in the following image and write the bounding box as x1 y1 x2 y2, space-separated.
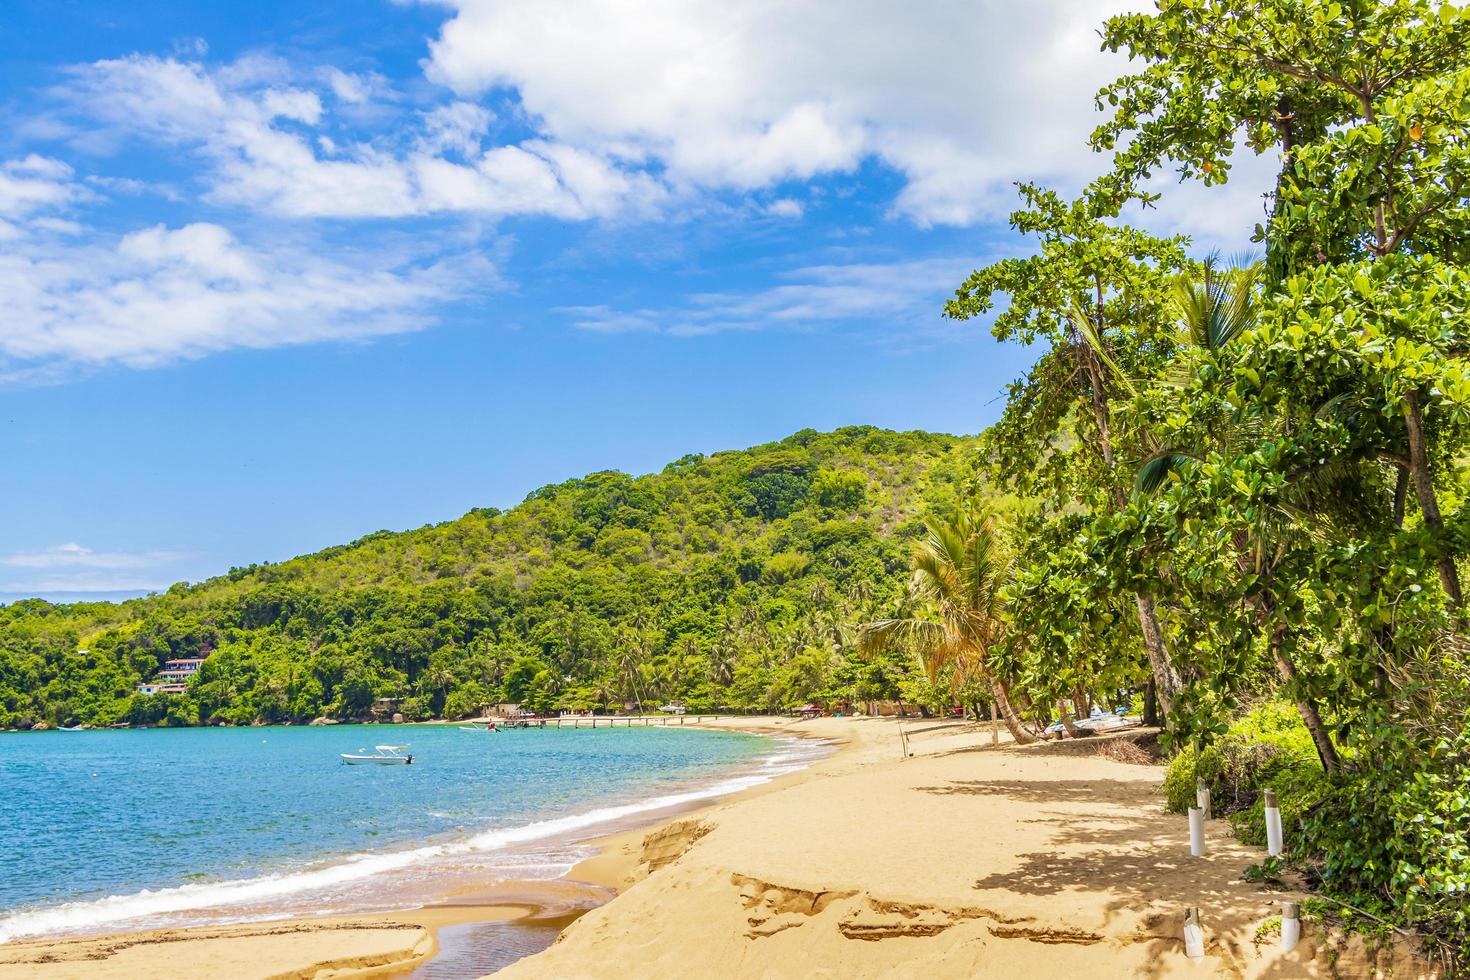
0 427 980 728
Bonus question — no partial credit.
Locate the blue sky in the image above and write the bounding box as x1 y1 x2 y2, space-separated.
0 0 1270 599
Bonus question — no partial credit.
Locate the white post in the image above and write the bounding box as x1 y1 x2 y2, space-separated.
1281 901 1300 953
1183 907 1205 962
1196 779 1212 820
1264 789 1284 857
1188 806 1207 857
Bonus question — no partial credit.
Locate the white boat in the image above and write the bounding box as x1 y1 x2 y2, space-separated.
340 745 413 765
458 722 499 733
657 704 687 714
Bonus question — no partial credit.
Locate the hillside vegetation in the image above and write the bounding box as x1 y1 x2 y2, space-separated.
0 427 980 728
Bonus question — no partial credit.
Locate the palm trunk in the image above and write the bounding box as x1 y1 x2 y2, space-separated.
1392 465 1408 529
1404 390 1463 607
1227 531 1338 770
1079 327 1187 727
1058 700 1080 738
989 675 1038 744
1270 626 1341 775
1135 593 1181 719
1241 577 1340 775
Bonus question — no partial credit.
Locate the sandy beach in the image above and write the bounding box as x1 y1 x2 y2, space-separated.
1 716 1436 979
508 716 1434 979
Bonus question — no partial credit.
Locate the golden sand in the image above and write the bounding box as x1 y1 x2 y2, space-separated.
499 716 1436 979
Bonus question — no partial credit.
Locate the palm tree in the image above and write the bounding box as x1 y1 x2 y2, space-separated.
419 665 455 715
708 617 738 688
857 506 1038 744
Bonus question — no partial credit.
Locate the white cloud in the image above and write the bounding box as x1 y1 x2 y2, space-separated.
321 67 376 104
419 101 495 156
259 87 324 125
421 0 1148 225
172 36 209 58
0 543 194 595
0 155 82 218
62 54 665 221
1134 151 1280 254
52 6 1273 237
763 198 804 219
0 542 184 570
564 256 974 337
0 180 487 376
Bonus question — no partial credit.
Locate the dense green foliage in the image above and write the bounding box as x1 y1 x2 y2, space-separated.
0 428 981 729
940 0 1470 961
1163 702 1327 837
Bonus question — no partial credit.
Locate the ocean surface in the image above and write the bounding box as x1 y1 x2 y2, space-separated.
0 723 823 944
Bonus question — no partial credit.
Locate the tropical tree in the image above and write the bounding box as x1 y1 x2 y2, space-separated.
1127 257 1344 770
857 506 1038 743
945 184 1188 721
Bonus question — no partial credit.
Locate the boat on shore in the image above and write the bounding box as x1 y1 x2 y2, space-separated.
340 745 413 765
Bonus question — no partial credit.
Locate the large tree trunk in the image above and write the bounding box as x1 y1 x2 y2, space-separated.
1404 390 1463 608
1135 593 1182 720
989 675 1038 745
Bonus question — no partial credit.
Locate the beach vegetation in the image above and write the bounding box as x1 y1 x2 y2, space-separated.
938 0 1470 961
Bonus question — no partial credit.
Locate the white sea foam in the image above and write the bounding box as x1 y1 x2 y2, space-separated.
0 736 828 944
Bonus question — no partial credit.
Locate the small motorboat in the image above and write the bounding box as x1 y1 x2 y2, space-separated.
458 722 499 733
340 745 413 765
59 725 88 732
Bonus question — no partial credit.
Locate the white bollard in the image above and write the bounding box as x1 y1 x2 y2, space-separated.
1188 806 1207 857
1196 779 1212 820
1183 907 1205 962
1281 901 1300 952
1264 789 1284 857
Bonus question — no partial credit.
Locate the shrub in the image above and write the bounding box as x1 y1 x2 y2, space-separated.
1165 694 1470 964
1162 701 1321 816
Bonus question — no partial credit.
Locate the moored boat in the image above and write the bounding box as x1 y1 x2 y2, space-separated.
340 744 413 765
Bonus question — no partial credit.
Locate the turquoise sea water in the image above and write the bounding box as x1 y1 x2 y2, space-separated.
0 723 815 943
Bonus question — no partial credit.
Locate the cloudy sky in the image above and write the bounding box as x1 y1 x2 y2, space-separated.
0 0 1273 599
